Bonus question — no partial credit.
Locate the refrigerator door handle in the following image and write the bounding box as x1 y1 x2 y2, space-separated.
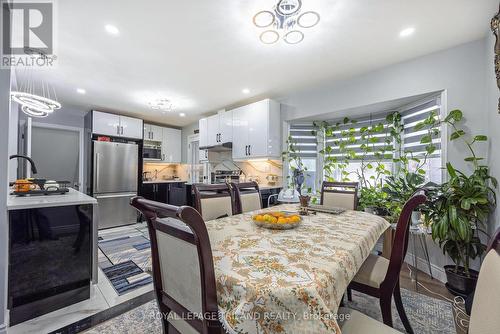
95 193 137 199
94 153 100 193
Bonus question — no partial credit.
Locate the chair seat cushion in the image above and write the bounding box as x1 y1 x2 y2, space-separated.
338 307 401 333
352 253 389 288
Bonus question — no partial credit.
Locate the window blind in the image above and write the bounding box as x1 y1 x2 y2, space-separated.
289 123 317 158
401 96 441 158
324 113 394 161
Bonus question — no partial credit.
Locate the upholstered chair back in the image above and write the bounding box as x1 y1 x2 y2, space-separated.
193 183 235 221
130 197 221 334
231 182 262 214
468 228 500 334
320 182 359 210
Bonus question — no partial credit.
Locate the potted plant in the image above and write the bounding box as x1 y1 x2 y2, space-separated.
424 110 497 295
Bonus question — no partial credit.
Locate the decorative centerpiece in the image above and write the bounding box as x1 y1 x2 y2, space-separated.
252 212 302 230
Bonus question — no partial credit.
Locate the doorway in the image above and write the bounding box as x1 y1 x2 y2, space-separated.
28 122 84 190
187 134 203 183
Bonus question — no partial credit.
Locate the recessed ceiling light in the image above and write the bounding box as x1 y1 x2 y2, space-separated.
399 27 415 38
284 30 304 44
260 30 279 44
242 88 250 94
179 113 186 117
76 88 86 94
105 24 119 35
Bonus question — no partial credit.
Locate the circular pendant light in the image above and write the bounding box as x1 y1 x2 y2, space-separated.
260 30 280 44
253 10 275 28
276 0 302 16
297 11 320 28
284 30 304 44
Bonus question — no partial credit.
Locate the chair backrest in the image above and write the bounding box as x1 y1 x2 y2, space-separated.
192 183 235 221
382 190 427 289
320 181 359 210
231 182 262 214
130 197 220 334
468 227 500 334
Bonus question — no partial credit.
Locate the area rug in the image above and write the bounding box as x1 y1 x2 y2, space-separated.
98 224 153 295
83 288 455 333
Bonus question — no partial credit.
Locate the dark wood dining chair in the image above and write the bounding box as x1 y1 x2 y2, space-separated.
339 224 500 334
347 190 427 334
320 181 359 210
130 196 223 334
192 183 235 221
230 182 262 214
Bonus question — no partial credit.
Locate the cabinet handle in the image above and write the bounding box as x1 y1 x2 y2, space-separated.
245 145 248 156
249 145 251 156
117 126 120 135
121 126 124 135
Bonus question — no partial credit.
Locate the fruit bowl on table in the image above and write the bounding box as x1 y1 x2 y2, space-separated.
252 211 302 230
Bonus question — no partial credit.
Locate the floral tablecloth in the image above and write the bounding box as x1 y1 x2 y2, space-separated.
205 204 390 334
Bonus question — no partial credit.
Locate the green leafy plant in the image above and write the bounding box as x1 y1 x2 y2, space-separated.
423 110 497 276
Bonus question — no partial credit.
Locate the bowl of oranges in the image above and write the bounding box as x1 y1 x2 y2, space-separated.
252 211 302 230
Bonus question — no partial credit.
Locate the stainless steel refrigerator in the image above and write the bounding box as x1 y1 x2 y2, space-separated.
93 141 139 229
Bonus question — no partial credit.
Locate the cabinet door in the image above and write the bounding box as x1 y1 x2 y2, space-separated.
219 110 232 143
207 114 219 146
120 116 143 139
150 125 163 142
168 183 187 206
231 106 249 159
199 149 209 162
247 100 269 158
143 124 152 140
199 118 208 148
92 111 120 136
156 183 169 203
162 128 181 163
140 183 156 201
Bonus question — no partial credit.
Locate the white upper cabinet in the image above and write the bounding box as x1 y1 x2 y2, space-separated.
143 123 163 141
162 128 181 163
232 99 281 160
92 111 143 139
199 110 232 148
207 114 219 146
199 118 208 148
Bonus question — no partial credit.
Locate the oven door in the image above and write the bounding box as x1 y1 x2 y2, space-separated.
143 146 162 160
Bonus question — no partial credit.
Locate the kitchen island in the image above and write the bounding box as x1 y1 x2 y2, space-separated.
7 188 98 326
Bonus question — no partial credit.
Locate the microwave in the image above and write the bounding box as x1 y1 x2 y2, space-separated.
143 142 162 160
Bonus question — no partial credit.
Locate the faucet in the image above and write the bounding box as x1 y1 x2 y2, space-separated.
9 155 38 175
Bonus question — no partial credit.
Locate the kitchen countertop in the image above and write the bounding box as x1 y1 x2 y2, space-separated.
7 188 97 210
142 180 187 184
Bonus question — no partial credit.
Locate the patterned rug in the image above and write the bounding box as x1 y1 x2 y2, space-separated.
83 288 456 333
98 224 153 295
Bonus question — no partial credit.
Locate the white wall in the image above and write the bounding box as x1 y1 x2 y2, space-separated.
0 67 12 334
486 32 500 234
280 38 491 279
281 39 489 176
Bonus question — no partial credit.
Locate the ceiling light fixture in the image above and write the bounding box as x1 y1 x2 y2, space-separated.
284 30 304 44
10 50 62 118
260 30 280 44
253 0 320 45
76 88 86 94
149 98 173 112
105 24 120 35
399 27 415 38
242 88 250 94
179 113 186 117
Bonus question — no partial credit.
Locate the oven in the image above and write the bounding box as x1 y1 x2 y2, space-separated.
143 142 162 161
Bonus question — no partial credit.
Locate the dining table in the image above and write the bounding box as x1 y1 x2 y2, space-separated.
204 204 390 334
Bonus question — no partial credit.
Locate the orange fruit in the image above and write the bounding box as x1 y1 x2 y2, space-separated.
277 217 286 224
255 215 264 222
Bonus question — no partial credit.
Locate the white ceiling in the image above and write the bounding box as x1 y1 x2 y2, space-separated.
20 0 498 127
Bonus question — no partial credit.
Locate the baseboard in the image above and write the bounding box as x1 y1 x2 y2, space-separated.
0 323 7 334
404 252 447 283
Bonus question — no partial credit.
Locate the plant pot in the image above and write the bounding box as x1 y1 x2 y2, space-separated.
444 265 479 296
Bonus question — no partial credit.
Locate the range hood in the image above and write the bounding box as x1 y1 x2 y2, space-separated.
200 142 232 152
